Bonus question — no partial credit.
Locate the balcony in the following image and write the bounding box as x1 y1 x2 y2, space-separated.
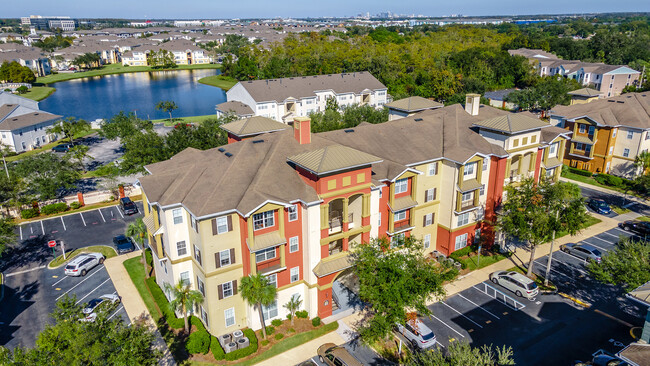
459 200 477 211
257 257 283 274
329 211 354 234
392 221 414 234
329 240 343 256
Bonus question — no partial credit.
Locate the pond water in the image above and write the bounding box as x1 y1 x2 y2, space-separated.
39 68 227 121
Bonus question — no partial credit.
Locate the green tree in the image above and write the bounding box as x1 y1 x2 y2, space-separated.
164 281 204 334
119 130 169 174
16 85 28 94
0 217 16 257
588 237 650 291
155 100 178 121
325 96 339 111
0 61 36 83
48 117 91 144
147 49 176 69
634 150 650 175
406 341 515 366
72 52 101 69
283 294 302 326
352 236 458 344
66 145 91 173
99 111 153 140
126 217 149 278
13 153 80 200
239 273 277 339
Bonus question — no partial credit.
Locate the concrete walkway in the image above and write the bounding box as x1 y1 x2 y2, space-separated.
254 330 346 366
104 250 176 366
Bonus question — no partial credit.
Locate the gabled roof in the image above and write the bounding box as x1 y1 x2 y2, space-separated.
220 116 290 137
287 145 382 175
541 126 572 144
0 110 61 131
472 113 550 134
568 88 603 97
484 89 517 101
385 96 443 112
552 93 650 129
628 280 650 306
216 101 254 117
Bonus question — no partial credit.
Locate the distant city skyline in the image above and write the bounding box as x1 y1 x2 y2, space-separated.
6 0 650 19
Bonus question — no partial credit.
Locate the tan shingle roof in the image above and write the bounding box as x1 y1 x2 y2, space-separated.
568 88 603 97
552 93 650 129
618 343 650 366
216 101 254 117
571 135 594 144
389 196 418 212
628 280 650 305
250 231 286 252
472 113 550 134
541 126 572 144
220 116 289 137
313 252 353 277
287 145 382 175
385 96 443 112
0 111 61 131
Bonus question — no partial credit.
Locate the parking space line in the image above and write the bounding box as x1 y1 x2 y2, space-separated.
440 302 483 328
108 305 124 321
19 225 22 240
430 315 465 338
547 255 590 276
80 212 87 226
556 250 587 264
52 276 69 287
580 240 609 252
98 209 106 223
76 278 111 304
60 216 66 231
116 206 124 219
56 266 104 301
534 260 571 278
612 227 631 235
5 265 46 277
456 294 501 320
589 236 614 247
40 221 45 235
601 232 621 240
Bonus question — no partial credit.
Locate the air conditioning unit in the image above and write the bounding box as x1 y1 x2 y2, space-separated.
224 342 237 353
218 334 231 347
237 337 250 349
232 329 244 341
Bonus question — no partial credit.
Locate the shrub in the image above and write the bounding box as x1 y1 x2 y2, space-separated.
265 326 275 335
41 202 68 215
287 328 295 333
146 276 184 328
224 328 258 361
295 310 309 319
210 336 225 360
275 333 284 340
70 201 82 209
286 314 292 320
21 208 39 219
312 317 321 327
186 329 210 354
567 166 593 177
261 340 269 346
450 245 473 260
271 319 282 327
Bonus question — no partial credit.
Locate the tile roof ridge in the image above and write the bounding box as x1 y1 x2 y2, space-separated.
316 145 329 173
507 114 514 133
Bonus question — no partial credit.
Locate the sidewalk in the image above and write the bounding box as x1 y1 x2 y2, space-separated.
104 250 176 366
254 329 346 366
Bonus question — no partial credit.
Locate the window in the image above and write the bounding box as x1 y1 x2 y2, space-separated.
623 148 630 158
457 212 470 226
255 247 276 263
201 306 209 326
176 241 187 256
394 210 407 221
612 129 617 137
172 208 183 224
253 210 274 230
627 130 634 139
424 213 433 226
588 126 595 135
482 159 488 171
585 145 592 154
288 204 298 221
480 184 485 196
609 146 614 155
461 191 473 203
424 234 431 249
216 217 228 234
512 139 519 148
463 162 476 179
197 277 205 296
266 274 277 288
225 308 235 327
378 212 381 226
262 300 278 320
289 236 299 253
395 178 408 194
290 267 299 283
222 281 234 298
576 143 584 150
379 189 383 198
549 143 558 157
180 271 190 286
579 124 586 133
428 162 437 176
219 249 231 267
455 233 468 250
194 245 202 266
190 216 198 233
425 188 436 202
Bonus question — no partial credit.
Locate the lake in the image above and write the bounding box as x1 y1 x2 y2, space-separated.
39 68 227 121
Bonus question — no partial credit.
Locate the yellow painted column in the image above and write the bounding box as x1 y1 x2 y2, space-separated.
389 211 395 233
411 175 418 201
342 197 349 223
456 191 462 212
247 219 255 250
280 244 286 267
250 253 257 275
320 205 329 231
362 194 371 218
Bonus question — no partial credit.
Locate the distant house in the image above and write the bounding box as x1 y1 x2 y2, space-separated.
385 96 443 120
226 72 388 123
0 43 51 76
567 88 603 105
121 40 212 66
215 101 254 119
484 89 518 110
0 92 61 152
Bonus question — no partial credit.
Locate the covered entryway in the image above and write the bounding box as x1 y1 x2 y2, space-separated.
332 267 363 315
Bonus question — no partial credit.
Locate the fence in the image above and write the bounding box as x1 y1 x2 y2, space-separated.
0 83 31 92
473 282 527 311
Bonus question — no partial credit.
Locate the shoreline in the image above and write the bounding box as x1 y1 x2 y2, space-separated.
197 74 237 91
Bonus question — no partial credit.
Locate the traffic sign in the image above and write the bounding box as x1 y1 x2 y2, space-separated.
48 240 56 248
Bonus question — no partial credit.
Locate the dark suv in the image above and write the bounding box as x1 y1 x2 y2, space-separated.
113 235 135 254
119 197 138 215
619 220 650 237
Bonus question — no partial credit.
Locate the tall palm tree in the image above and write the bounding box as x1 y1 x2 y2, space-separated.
165 281 204 334
126 217 149 277
239 273 277 339
635 150 650 175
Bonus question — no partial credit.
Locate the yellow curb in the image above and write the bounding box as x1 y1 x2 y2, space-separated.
558 292 591 308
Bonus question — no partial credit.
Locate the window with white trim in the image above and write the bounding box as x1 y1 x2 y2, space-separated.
290 267 299 283
623 148 630 157
288 204 298 221
461 191 474 205
394 210 407 221
627 130 634 139
289 236 299 253
424 234 431 249
394 178 408 194
480 184 485 196
579 124 586 133
201 306 209 326
266 273 277 288
253 210 274 230
225 308 235 327
262 300 278 320
219 249 231 267
180 271 190 286
172 208 183 224
549 142 558 158
216 217 228 234
455 233 468 250
255 247 276 263
482 159 488 171
457 212 470 226
222 281 234 298
424 213 433 226
194 245 202 266
463 162 476 179
197 277 205 296
612 128 617 137
428 163 437 176
190 216 198 232
425 188 436 202
176 241 187 256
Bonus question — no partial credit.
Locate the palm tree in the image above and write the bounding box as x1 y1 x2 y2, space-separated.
283 294 302 326
634 150 650 175
126 217 149 278
239 273 277 339
164 281 204 333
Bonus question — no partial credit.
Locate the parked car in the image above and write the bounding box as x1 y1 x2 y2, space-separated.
64 253 105 277
317 343 363 366
588 199 612 215
51 143 73 153
81 294 120 322
113 235 135 254
489 271 539 299
560 243 602 263
119 197 138 215
396 318 437 349
619 220 650 237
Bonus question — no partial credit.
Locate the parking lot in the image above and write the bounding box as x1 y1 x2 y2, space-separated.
416 226 647 365
0 203 143 349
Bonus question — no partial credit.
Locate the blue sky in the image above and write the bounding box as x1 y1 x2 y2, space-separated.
7 0 650 19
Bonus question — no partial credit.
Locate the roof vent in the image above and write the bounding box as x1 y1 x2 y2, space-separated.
218 147 225 152
414 118 423 122
616 101 624 104
225 152 233 157
252 139 264 143
344 129 354 133
247 81 253 83
607 100 615 102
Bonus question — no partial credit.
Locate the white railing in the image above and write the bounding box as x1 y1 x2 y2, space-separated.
473 282 526 311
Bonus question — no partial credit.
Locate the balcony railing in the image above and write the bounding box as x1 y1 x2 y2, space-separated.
393 221 412 233
460 200 477 211
329 212 354 234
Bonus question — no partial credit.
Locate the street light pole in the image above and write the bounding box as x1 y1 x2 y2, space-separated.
544 211 560 287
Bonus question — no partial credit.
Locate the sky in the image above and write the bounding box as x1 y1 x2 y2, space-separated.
6 0 650 19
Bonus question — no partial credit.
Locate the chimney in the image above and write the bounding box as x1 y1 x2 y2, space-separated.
465 93 480 116
293 116 311 145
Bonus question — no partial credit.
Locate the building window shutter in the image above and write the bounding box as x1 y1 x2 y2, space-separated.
218 284 223 300
233 280 238 295
215 252 221 268
433 188 437 200
211 219 218 235
227 216 233 232
230 248 235 264
423 215 427 227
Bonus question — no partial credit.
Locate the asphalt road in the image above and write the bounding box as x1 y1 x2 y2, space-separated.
0 203 143 349
310 338 394 366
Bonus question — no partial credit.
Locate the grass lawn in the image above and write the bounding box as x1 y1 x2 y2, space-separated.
611 204 631 215
19 86 56 101
561 169 643 198
555 214 601 240
458 251 512 272
197 75 237 90
123 252 161 322
37 63 221 84
6 129 99 162
638 216 650 222
152 114 219 126
48 245 117 268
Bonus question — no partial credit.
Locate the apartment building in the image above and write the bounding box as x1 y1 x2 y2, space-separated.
551 92 650 177
0 92 62 152
121 41 212 66
385 96 443 121
225 72 389 123
139 94 569 337
0 43 51 76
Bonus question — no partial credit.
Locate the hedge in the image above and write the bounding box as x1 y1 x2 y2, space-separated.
449 245 474 260
146 276 184 329
265 326 275 335
271 319 282 327
21 208 38 219
275 333 284 340
566 166 593 177
594 173 624 187
224 328 259 361
210 336 225 360
295 310 308 319
186 329 210 354
41 202 68 215
70 201 82 209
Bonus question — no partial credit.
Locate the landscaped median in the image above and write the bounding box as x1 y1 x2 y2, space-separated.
123 250 338 365
48 245 117 269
